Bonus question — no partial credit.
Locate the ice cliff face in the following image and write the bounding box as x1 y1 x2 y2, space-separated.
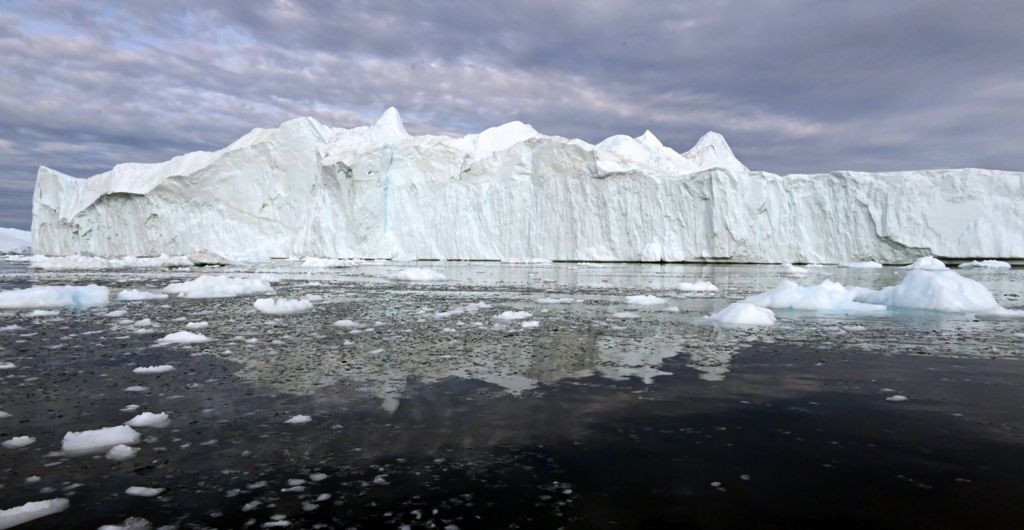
31 108 1024 263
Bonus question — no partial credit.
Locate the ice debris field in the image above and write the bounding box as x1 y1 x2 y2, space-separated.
1 248 1023 527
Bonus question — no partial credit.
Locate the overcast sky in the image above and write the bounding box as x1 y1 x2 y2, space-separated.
2 0 1022 229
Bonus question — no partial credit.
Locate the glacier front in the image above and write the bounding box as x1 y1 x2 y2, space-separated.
31 108 1024 263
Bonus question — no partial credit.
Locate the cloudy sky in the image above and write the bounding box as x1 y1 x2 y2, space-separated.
2 0 1022 229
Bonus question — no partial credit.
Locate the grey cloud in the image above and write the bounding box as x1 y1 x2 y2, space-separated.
0 0 1021 230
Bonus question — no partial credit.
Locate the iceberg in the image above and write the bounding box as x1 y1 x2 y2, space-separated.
0 227 31 255
30 108 1024 263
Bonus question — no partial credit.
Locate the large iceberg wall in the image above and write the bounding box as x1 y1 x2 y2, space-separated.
31 108 1024 263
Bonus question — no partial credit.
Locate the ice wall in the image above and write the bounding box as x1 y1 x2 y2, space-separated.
31 108 1024 263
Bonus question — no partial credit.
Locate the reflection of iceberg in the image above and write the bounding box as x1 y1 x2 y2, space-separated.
684 327 746 382
219 328 688 411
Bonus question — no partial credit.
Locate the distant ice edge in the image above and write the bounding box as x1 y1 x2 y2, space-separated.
31 108 1024 263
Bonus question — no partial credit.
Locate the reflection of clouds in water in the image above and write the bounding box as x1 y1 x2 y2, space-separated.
223 328 690 411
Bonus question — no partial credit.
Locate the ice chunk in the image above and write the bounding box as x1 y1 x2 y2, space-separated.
2 435 35 449
855 270 1000 312
392 268 446 281
0 285 109 309
332 319 363 329
253 298 313 315
105 444 140 461
976 307 1024 320
521 320 540 329
0 362 15 370
284 415 311 424
494 311 532 321
163 275 274 298
625 295 667 306
62 425 141 455
0 498 69 529
611 311 641 319
124 486 164 497
301 257 360 267
25 309 59 317
958 260 1011 269
677 281 718 292
536 297 577 304
903 256 947 270
117 289 169 301
708 302 776 326
782 263 808 274
745 279 886 313
132 368 174 376
185 321 209 330
125 412 170 428
157 331 210 344
840 261 884 269
97 516 152 530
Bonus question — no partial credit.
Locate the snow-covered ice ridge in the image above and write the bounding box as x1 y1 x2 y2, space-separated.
32 108 1024 263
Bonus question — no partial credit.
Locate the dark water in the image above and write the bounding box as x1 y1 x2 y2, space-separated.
1 261 1023 529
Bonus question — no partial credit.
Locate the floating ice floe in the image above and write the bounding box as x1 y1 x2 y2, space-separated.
782 263 808 274
105 444 140 461
611 311 642 319
708 302 777 326
745 279 885 313
625 295 667 306
856 269 1000 312
126 412 170 428
332 319 363 329
494 311 532 321
96 516 152 530
163 275 274 298
26 309 59 317
902 256 947 270
391 268 446 281
185 321 209 330
62 425 141 456
536 297 577 304
975 307 1024 320
958 260 1012 269
677 281 718 292
117 289 169 301
27 254 191 270
0 498 69 529
301 257 361 267
253 297 313 315
2 435 35 449
125 486 165 497
0 285 109 310
157 331 211 345
284 415 312 424
132 365 174 374
840 261 884 269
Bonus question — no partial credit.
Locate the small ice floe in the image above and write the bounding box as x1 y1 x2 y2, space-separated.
958 260 1011 269
284 415 312 424
117 289 169 301
133 318 154 327
0 285 109 309
96 516 151 530
677 281 718 292
163 275 274 298
185 321 209 330
902 256 946 270
521 320 540 329
253 298 313 315
886 394 909 402
0 325 23 332
0 411 11 418
132 365 174 374
0 498 70 528
0 362 15 370
157 331 210 345
124 486 164 497
126 412 171 429
391 268 446 281
745 279 885 313
25 309 59 317
611 311 641 319
494 311 532 321
104 310 128 318
302 294 323 302
536 297 576 304
975 307 1024 320
301 257 360 268
124 386 148 392
782 263 808 275
62 425 141 456
708 302 776 326
840 260 883 269
105 444 140 461
332 319 363 329
2 435 36 449
625 295 666 306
